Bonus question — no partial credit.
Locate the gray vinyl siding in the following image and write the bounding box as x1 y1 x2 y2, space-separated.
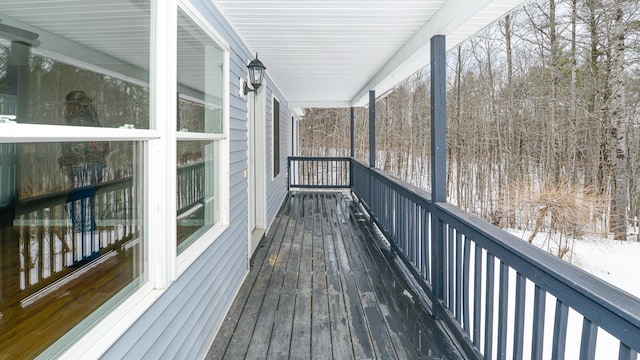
101 0 291 358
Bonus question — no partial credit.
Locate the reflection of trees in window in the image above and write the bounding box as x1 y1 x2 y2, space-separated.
0 46 150 198
18 142 136 199
26 54 150 128
177 97 206 168
0 44 149 127
0 46 9 95
177 140 205 167
178 97 205 133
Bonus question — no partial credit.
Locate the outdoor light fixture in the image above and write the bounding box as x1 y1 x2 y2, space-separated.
243 53 266 95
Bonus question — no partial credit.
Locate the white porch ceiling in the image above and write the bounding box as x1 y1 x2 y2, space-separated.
0 1 527 110
214 0 526 108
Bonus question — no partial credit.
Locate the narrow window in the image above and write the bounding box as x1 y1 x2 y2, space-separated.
273 98 280 177
176 7 227 253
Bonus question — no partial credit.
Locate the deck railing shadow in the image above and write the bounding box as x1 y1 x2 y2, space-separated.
290 156 640 360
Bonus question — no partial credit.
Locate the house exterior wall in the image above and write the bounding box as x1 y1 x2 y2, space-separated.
101 1 291 358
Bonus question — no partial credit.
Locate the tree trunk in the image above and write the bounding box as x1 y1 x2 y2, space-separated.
549 0 562 184
610 0 627 241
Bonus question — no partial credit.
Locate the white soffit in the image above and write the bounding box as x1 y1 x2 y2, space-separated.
214 0 526 108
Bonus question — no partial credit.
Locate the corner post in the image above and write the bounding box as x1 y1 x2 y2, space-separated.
350 107 355 158
369 91 376 168
430 34 447 308
349 107 355 190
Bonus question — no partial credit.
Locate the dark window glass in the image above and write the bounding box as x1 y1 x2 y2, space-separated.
273 98 280 177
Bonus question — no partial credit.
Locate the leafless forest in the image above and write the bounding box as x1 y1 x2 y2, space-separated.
299 0 640 253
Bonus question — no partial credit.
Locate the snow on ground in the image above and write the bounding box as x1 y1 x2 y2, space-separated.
507 229 640 299
571 237 640 299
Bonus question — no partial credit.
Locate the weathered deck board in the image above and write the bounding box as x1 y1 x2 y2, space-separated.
288 193 314 359
207 192 465 360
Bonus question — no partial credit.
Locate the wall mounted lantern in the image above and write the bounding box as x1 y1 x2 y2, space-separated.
243 53 266 95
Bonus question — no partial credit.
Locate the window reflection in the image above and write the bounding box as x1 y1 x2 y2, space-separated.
177 140 219 252
176 7 226 253
177 9 225 134
0 141 144 358
0 42 150 128
1 1 151 356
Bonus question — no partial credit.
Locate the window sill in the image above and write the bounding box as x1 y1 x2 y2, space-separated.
177 223 228 276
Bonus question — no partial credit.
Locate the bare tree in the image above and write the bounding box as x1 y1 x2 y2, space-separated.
609 0 628 240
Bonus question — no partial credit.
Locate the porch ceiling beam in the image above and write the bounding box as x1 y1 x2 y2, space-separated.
350 0 524 107
289 100 352 109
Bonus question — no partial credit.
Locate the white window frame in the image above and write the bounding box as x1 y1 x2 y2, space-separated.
0 23 165 360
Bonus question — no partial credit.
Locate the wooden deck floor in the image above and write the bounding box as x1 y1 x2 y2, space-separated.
206 191 464 360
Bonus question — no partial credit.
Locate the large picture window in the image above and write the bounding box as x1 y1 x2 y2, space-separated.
176 6 227 253
0 1 230 357
0 2 150 357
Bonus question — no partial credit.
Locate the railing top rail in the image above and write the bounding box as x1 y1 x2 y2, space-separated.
16 177 134 213
350 158 432 206
289 156 351 161
178 161 206 172
437 201 640 350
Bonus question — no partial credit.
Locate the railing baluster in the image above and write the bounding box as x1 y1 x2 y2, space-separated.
497 261 509 359
405 197 409 256
393 186 397 241
448 226 454 309
532 285 546 360
422 208 430 280
463 235 471 333
455 231 463 322
619 343 638 360
513 272 526 360
552 299 569 360
39 208 46 282
415 203 420 266
427 211 432 282
579 318 598 360
410 201 416 264
484 252 495 359
416 204 421 267
396 193 405 249
398 194 403 249
473 244 482 347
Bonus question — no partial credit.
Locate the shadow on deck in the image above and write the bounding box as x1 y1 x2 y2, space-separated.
207 191 464 359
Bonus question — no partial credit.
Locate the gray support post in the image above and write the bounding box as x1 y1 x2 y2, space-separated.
431 35 447 203
368 90 376 168
350 107 355 158
430 34 447 307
